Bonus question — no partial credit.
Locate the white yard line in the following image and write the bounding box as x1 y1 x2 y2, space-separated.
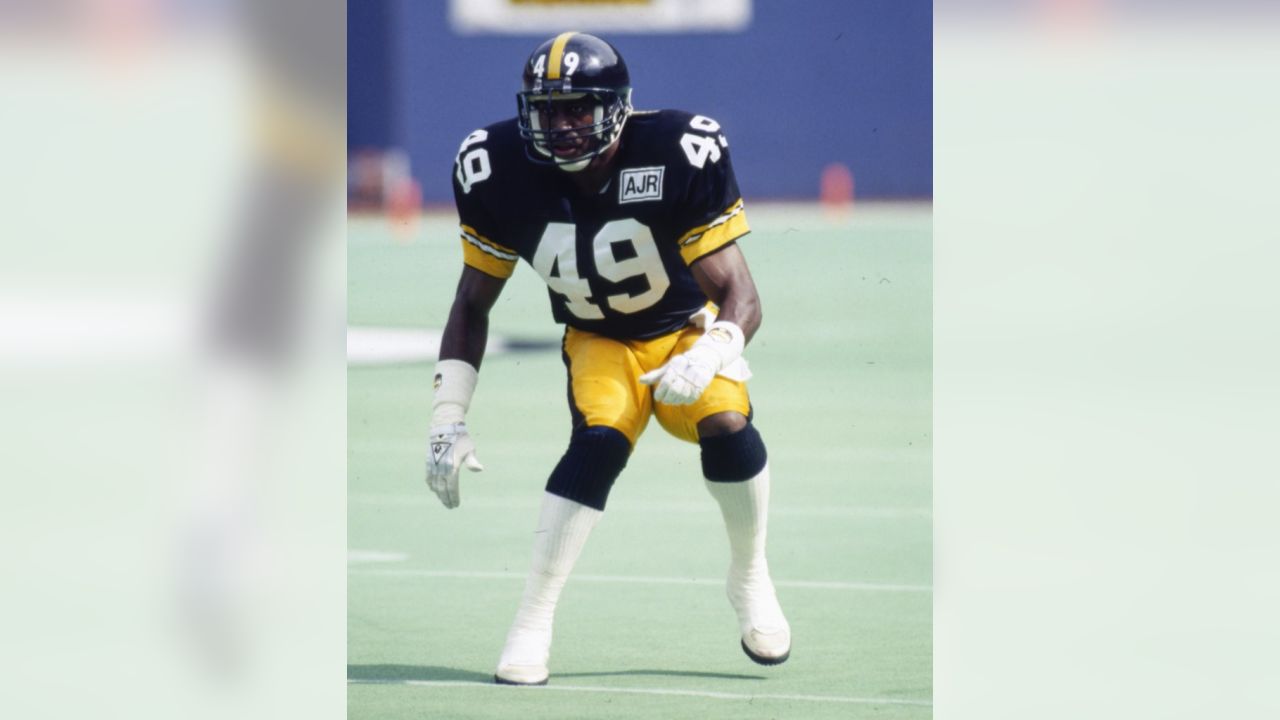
347 550 409 564
348 678 931 707
349 568 931 593
348 493 931 518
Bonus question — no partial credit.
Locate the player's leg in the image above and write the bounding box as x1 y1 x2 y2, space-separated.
495 329 650 685
696 411 790 665
651 333 790 665
494 482 611 685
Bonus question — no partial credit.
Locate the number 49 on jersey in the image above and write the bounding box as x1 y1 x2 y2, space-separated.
532 219 671 320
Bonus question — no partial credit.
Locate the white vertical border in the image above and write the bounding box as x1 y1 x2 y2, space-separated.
935 13 1280 720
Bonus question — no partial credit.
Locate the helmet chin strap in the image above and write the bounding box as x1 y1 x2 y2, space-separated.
554 111 627 174
555 156 593 173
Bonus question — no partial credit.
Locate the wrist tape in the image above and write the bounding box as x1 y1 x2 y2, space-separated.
690 320 745 373
431 359 478 426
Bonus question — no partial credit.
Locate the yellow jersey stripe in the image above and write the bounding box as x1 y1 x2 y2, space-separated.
459 224 518 279
546 31 576 81
679 202 750 265
460 238 517 279
459 224 518 260
676 199 746 247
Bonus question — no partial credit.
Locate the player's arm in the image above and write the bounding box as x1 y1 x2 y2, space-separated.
689 243 762 344
440 265 507 368
426 265 508 510
640 245 759 405
429 124 518 507
641 242 761 406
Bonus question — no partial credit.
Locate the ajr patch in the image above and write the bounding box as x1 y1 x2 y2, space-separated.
618 166 664 204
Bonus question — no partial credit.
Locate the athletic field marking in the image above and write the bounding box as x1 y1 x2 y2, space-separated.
347 442 930 463
348 493 930 519
347 550 409 564
349 568 931 593
347 678 931 707
347 327 558 366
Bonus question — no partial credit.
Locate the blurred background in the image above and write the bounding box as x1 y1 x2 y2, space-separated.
346 1 931 214
1 2 346 719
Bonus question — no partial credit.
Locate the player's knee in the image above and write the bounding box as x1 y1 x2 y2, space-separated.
696 411 748 438
545 425 632 510
700 420 768 482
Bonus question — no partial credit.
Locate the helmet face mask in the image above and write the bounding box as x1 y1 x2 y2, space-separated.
516 33 633 172
518 88 632 171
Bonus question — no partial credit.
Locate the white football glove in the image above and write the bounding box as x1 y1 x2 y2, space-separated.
639 349 719 405
425 422 484 509
640 320 746 406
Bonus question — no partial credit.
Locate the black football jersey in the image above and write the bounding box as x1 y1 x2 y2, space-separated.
451 109 750 340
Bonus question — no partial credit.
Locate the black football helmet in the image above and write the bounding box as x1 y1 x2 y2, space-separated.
517 32 633 171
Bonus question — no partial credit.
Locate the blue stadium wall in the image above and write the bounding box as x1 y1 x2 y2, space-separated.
348 1 932 202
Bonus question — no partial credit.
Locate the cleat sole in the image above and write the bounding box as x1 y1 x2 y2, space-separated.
741 639 790 666
494 673 549 686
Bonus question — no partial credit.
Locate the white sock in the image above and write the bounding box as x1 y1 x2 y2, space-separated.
499 492 602 666
704 464 787 633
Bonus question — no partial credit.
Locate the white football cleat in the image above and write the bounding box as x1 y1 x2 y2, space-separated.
494 629 551 686
727 569 791 665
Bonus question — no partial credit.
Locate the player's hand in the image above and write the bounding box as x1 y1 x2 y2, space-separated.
641 320 746 406
425 422 484 509
639 346 720 406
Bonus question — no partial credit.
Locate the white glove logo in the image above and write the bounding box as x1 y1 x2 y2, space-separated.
706 327 733 343
425 422 484 509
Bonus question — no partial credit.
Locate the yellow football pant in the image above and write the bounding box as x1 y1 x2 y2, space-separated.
562 324 752 445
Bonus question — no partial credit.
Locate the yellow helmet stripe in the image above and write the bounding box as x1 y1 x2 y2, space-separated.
545 31 576 81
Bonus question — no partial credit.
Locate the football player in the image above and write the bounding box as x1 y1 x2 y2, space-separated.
425 32 790 685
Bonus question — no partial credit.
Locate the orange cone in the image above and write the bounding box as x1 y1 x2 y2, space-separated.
386 178 422 243
820 163 854 219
